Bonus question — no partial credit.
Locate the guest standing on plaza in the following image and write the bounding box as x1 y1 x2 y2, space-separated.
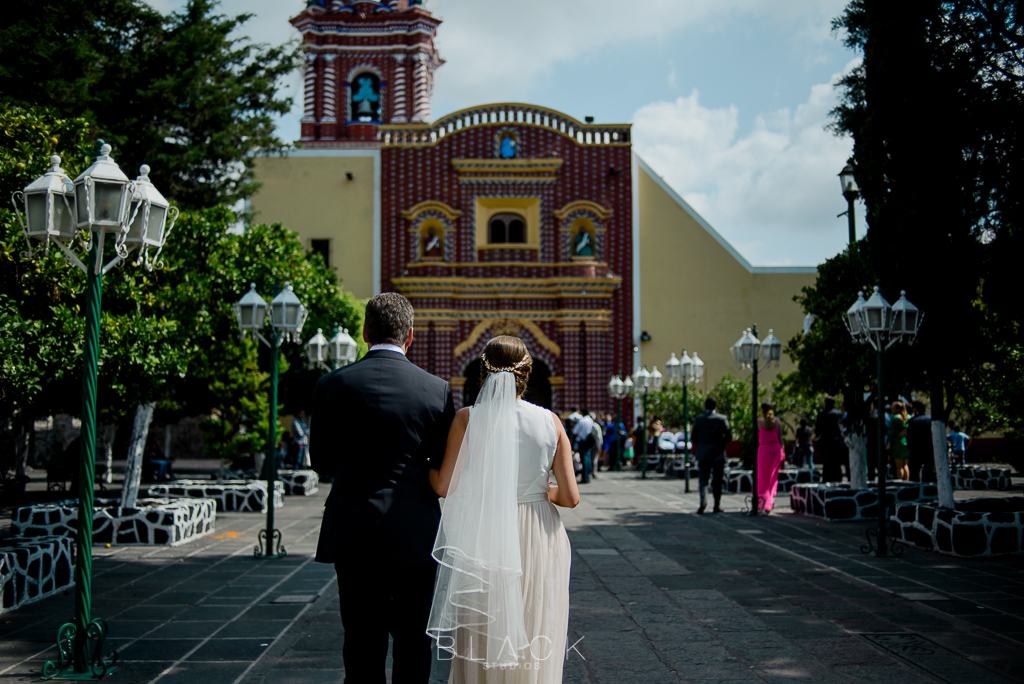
756 402 786 513
907 400 935 482
815 396 845 483
888 400 911 481
691 397 732 515
573 410 596 483
601 413 616 470
310 293 456 684
794 418 813 470
947 424 971 466
292 409 310 468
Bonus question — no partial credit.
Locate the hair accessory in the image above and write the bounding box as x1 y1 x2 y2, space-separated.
481 352 531 374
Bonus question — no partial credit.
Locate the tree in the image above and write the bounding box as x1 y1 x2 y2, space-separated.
829 1 1023 452
0 0 302 209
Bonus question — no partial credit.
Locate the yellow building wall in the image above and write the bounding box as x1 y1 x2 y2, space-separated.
636 162 816 391
251 153 377 300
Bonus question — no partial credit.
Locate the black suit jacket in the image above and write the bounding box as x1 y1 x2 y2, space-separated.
691 411 732 462
310 349 455 566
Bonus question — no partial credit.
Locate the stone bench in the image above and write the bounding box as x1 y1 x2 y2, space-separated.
952 466 1012 491
12 498 217 546
790 481 938 521
893 497 1024 557
0 536 75 615
724 468 817 494
147 480 284 513
276 470 319 496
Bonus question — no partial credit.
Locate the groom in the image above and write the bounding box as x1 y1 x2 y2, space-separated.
310 292 456 683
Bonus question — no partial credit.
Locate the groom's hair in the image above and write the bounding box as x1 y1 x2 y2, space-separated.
364 292 415 347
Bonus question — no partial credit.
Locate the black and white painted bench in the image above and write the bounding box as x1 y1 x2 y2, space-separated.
12 498 216 546
951 466 1012 491
275 470 319 496
790 481 938 521
892 497 1024 557
147 480 284 513
0 535 76 615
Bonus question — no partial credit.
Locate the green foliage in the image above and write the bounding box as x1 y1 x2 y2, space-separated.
824 0 1023 436
0 0 302 209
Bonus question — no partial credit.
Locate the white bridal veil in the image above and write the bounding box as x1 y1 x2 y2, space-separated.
426 371 529 668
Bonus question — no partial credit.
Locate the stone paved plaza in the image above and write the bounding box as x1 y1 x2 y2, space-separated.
2 473 1023 683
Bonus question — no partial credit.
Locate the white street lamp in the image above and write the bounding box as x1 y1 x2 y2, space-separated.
13 154 76 248
761 329 782 368
270 282 308 343
306 328 329 369
329 327 359 367
124 164 178 269
664 353 681 382
845 291 868 344
732 328 761 369
235 283 270 337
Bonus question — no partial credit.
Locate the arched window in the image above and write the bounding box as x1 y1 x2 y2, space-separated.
488 213 526 244
351 73 381 122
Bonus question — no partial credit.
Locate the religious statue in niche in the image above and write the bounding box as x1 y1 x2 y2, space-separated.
572 225 594 258
422 226 443 260
498 131 518 159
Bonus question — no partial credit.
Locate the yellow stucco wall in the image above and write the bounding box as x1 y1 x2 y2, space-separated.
636 162 816 391
250 153 376 299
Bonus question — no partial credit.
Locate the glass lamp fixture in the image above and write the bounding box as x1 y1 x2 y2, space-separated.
691 352 705 382
622 375 634 395
13 155 77 249
761 329 783 367
664 353 681 382
270 282 308 342
235 283 269 332
889 291 923 344
860 286 892 336
329 327 359 366
633 366 651 392
608 375 624 399
650 366 663 391
845 291 868 344
732 328 761 368
124 164 178 268
73 143 132 235
306 328 329 366
679 351 694 383
839 162 859 200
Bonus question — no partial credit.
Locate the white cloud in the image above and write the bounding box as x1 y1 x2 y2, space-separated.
429 0 849 107
632 59 861 266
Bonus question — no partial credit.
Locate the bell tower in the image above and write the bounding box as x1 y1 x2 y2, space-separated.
291 0 444 146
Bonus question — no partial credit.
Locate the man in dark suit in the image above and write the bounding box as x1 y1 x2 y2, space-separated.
908 400 935 483
690 396 732 514
815 396 845 483
310 292 456 684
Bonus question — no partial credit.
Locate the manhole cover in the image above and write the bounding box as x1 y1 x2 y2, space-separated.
859 633 1012 683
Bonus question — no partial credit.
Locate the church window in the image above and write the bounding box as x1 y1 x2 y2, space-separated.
310 239 331 267
488 213 526 244
351 73 381 122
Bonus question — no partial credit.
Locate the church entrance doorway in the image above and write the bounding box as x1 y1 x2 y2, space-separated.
462 357 552 409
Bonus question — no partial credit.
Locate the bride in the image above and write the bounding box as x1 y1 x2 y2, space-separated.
428 336 580 684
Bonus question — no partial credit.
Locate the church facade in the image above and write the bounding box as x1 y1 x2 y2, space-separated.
252 0 818 413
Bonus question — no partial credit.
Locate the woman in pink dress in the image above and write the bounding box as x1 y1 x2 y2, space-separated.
756 402 786 513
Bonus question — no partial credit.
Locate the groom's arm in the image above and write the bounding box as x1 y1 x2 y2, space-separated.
425 382 456 469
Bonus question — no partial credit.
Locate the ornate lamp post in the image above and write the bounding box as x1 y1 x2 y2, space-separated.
235 282 309 559
12 144 177 680
607 375 629 471
664 349 705 492
839 161 859 244
631 365 662 479
844 286 924 556
731 326 781 515
306 326 359 372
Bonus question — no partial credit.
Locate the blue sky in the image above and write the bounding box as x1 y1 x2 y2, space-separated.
154 0 864 266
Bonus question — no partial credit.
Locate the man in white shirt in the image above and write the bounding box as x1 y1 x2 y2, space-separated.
573 411 595 483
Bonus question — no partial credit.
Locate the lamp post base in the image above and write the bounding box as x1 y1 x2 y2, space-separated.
861 527 902 558
254 528 287 560
43 619 118 680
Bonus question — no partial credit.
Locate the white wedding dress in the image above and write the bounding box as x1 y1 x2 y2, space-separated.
429 388 571 684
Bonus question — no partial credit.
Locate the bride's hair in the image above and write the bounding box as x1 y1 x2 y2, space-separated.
480 336 532 397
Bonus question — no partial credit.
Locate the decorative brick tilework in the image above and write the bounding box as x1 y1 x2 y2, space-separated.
893 498 1024 557
790 482 938 521
147 480 284 513
11 498 216 546
0 536 75 614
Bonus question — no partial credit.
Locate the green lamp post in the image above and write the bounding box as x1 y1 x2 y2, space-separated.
631 365 662 479
607 375 628 471
844 286 923 556
12 144 177 680
234 282 309 559
664 349 704 492
731 326 781 515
